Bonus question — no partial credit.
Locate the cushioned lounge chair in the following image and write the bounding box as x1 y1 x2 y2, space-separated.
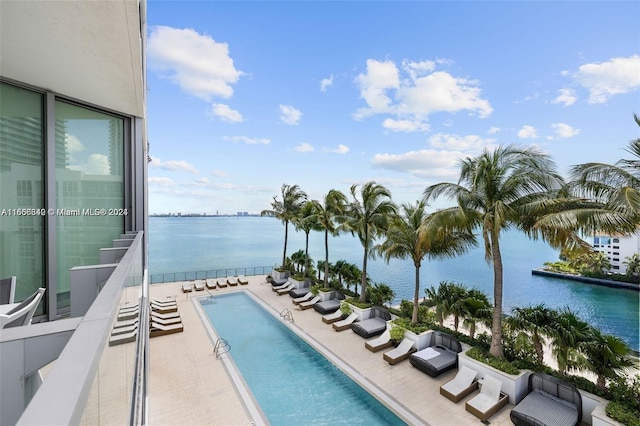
332 312 358 331
465 375 509 422
150 321 184 337
182 282 192 293
312 292 345 314
510 373 582 426
237 276 249 285
365 329 394 352
383 338 416 365
205 279 217 290
227 277 238 286
151 297 177 305
440 365 480 403
409 331 462 377
114 314 181 331
351 306 391 338
117 308 180 322
216 279 228 288
322 310 344 324
271 281 291 292
109 329 137 346
298 296 321 310
120 299 176 313
276 283 295 295
0 287 45 329
292 292 314 305
193 280 205 291
288 286 310 298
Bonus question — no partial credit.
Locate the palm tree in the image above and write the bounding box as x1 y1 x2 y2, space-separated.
624 253 640 277
290 249 305 273
579 326 635 390
376 201 476 325
261 183 307 269
506 304 556 366
461 289 492 339
424 145 568 358
333 259 348 288
295 200 321 277
342 263 361 295
425 281 456 327
346 181 396 303
550 307 590 375
312 189 349 287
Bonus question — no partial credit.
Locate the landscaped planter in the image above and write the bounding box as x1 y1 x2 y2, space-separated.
318 290 333 302
581 390 618 426
289 277 309 289
271 269 290 284
458 349 529 404
402 329 433 350
346 303 371 321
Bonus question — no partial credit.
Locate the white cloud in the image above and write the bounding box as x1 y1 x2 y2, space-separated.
332 144 349 154
148 177 176 187
209 104 243 123
354 59 492 130
320 75 334 92
294 143 314 153
488 126 501 135
573 55 640 104
517 125 539 139
211 170 228 178
382 118 430 133
224 136 271 145
86 154 110 175
149 156 199 174
551 88 577 106
279 104 302 125
371 149 463 179
428 133 496 151
65 134 84 153
551 123 580 138
147 26 243 101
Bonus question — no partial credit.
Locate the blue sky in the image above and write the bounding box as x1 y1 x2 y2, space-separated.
146 1 640 215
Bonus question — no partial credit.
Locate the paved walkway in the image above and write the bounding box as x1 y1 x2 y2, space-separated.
145 276 514 425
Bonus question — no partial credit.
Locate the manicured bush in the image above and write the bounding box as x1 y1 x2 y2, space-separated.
466 347 521 375
606 401 640 426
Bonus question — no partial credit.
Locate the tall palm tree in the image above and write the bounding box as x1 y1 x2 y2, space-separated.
424 145 567 358
579 326 635 390
261 183 307 269
506 304 557 366
550 307 590 375
311 189 349 287
346 181 396 303
377 201 476 324
295 200 321 277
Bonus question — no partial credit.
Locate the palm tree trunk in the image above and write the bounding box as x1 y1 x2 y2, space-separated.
470 323 476 339
359 246 368 303
490 231 505 358
304 231 310 277
412 264 420 325
533 335 544 366
324 230 329 287
282 220 289 269
597 375 606 390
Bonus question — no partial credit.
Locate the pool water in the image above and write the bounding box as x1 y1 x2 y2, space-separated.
200 292 407 425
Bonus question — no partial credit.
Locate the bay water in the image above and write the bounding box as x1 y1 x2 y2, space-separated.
149 216 639 352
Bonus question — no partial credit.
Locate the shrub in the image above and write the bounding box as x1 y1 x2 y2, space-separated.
339 301 352 315
466 347 521 375
389 324 406 342
606 401 640 426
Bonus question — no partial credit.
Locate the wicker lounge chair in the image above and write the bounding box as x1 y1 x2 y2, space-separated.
205 279 217 289
365 329 394 352
465 375 509 422
227 277 238 286
292 292 314 305
298 296 321 310
332 313 358 332
510 373 582 426
383 338 416 365
409 331 462 377
312 291 345 314
351 306 391 338
440 365 480 403
193 280 205 291
322 310 344 324
237 276 249 285
288 286 310 298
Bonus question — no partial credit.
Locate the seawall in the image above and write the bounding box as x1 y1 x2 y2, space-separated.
531 268 639 291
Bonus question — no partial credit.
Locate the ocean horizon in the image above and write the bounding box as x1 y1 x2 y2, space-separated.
149 216 639 352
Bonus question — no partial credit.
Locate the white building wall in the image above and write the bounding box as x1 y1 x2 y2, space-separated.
592 232 640 274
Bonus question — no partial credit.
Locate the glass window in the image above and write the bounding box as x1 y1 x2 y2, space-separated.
0 82 45 303
55 101 124 308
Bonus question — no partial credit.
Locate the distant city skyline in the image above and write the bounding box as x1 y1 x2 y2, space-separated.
147 1 640 214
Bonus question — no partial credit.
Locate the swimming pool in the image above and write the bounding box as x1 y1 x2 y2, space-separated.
199 291 410 425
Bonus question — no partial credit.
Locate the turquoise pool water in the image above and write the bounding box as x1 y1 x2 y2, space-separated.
200 292 407 425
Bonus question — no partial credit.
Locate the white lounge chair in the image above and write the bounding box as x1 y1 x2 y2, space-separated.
383 338 416 365
465 375 509 421
322 310 344 324
332 312 358 332
193 280 205 291
440 365 479 403
237 275 249 285
365 329 394 352
226 277 238 286
0 287 45 329
271 281 291 292
276 283 295 295
205 279 217 289
298 296 321 310
292 292 314 305
182 282 192 293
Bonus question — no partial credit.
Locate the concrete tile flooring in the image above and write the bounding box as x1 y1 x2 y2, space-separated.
139 276 514 425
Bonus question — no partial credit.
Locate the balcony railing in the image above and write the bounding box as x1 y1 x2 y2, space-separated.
150 266 272 284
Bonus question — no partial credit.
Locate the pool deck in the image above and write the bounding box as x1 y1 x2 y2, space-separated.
144 276 514 425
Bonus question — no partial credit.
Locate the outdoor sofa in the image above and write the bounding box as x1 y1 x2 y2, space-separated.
312 291 345 315
288 283 311 298
409 331 463 377
351 306 392 338
510 373 582 426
